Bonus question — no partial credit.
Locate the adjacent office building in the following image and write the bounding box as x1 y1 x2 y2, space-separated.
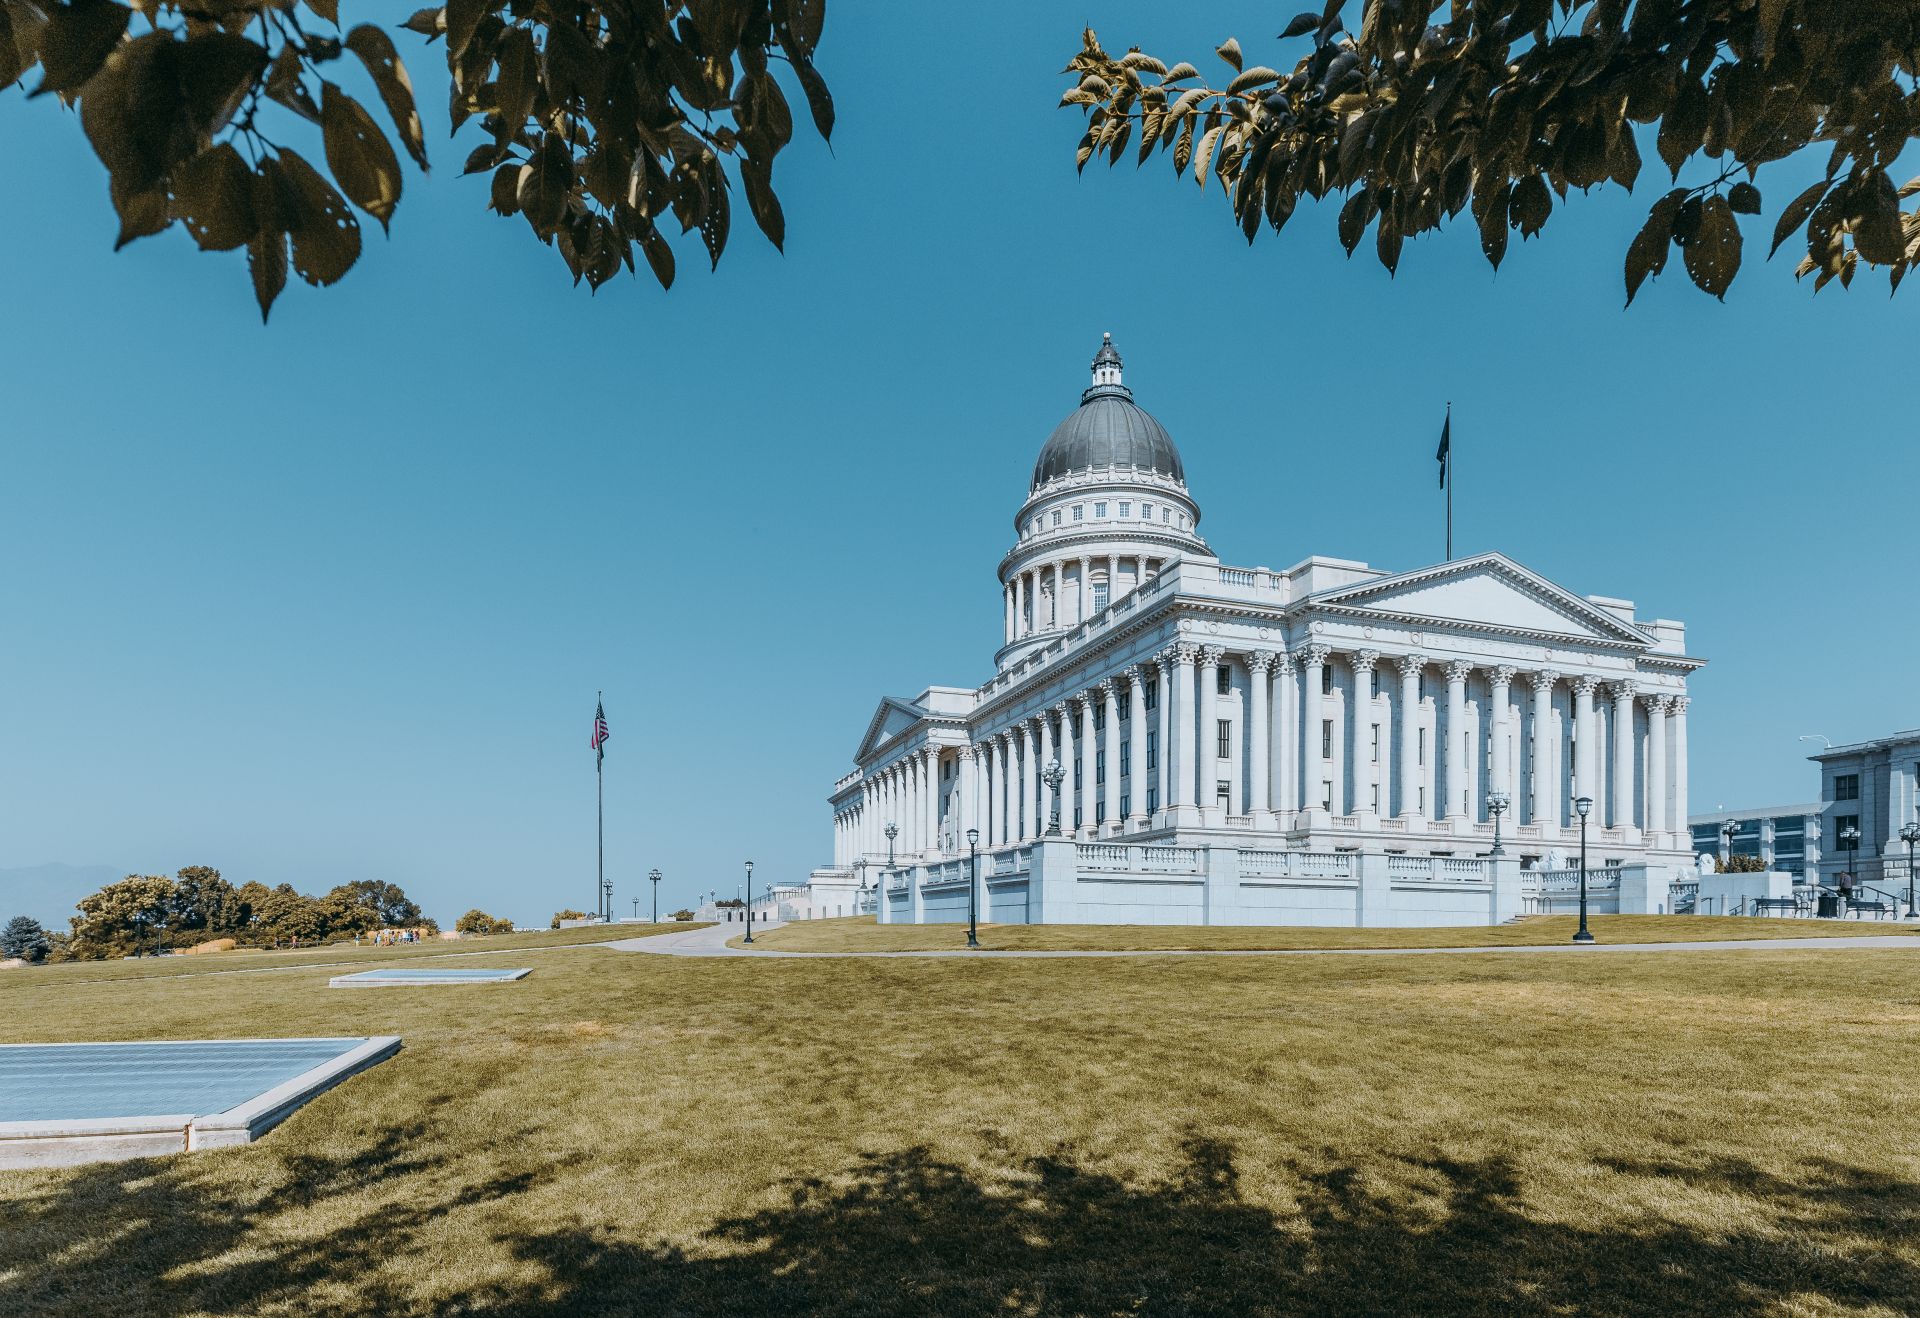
1687 805 1823 882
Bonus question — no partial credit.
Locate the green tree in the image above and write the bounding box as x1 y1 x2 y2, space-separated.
251 882 332 943
1063 3 1920 302
69 873 177 959
169 864 241 933
455 908 513 934
1 915 49 963
323 879 422 934
1 0 832 320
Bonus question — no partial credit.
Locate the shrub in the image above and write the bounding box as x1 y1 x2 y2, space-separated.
2 916 49 963
550 908 590 929
456 909 515 935
671 909 695 922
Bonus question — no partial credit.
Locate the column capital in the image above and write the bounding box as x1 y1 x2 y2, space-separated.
1444 659 1473 684
1351 648 1380 676
958 743 978 764
1172 641 1202 665
1124 662 1148 686
1573 674 1600 697
1490 664 1517 686
1301 643 1332 667
1247 648 1278 676
1098 676 1120 701
1607 678 1638 701
1394 652 1426 677
1671 694 1689 714
1642 692 1672 715
1198 644 1226 667
1275 650 1298 675
1530 668 1559 693
1052 701 1072 721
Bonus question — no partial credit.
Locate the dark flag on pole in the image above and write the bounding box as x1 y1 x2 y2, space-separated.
591 698 610 764
1436 404 1453 560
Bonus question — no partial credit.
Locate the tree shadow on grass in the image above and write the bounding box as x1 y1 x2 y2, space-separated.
5 1135 1919 1316
457 1138 1920 1317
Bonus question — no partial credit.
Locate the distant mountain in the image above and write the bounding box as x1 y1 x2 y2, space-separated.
0 864 122 928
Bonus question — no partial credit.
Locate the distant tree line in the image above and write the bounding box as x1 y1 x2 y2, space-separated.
3 865 431 962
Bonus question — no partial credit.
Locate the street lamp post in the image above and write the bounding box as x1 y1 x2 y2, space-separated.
1573 795 1594 944
1841 824 1861 915
1043 759 1066 835
1901 823 1920 919
743 860 756 944
966 827 981 948
649 868 662 924
631 897 639 920
885 822 897 869
1721 818 1739 869
1488 792 1510 857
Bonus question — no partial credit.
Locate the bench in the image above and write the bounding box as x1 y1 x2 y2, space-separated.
1846 899 1893 920
1751 897 1799 917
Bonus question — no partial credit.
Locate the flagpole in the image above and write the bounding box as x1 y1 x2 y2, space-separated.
1445 401 1453 561
596 689 604 922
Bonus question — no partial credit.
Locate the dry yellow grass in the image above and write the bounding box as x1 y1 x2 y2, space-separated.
743 912 1918 953
2 930 1918 1315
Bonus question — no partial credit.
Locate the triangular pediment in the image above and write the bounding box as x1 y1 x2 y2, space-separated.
855 697 927 763
1310 553 1653 647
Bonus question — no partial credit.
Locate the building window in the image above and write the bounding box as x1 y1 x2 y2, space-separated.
1217 666 1231 695
1371 785 1380 811
1096 750 1105 782
1119 502 1131 516
1835 814 1860 844
1096 801 1106 823
1073 504 1083 521
1092 583 1109 612
1322 781 1333 811
1051 510 1062 526
1144 679 1158 710
1120 793 1130 817
1143 502 1154 519
1370 669 1380 698
1321 719 1333 759
1093 702 1105 730
1031 519 1041 535
1074 756 1082 790
1218 782 1232 809
1835 773 1860 802
1371 726 1380 762
1147 786 1159 812
1095 501 1108 517
1418 728 1426 766
1218 719 1232 759
1074 806 1083 828
1120 744 1131 775
1162 508 1171 523
1419 786 1425 812
1322 664 1334 695
1118 697 1129 721
1146 731 1158 770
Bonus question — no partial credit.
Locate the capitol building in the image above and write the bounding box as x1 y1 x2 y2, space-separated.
784 337 1704 928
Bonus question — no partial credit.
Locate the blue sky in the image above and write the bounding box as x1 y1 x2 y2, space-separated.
2 3 1913 927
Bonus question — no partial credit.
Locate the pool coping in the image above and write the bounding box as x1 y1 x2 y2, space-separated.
328 968 532 987
0 1035 402 1169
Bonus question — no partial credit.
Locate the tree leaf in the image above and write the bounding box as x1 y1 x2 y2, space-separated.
1657 78 1707 179
1509 174 1551 239
276 149 362 286
109 172 169 249
445 0 490 63
1226 65 1280 96
1624 189 1683 305
32 0 130 96
1477 182 1511 269
1216 37 1241 72
1727 180 1761 215
1337 187 1372 254
177 33 270 137
635 217 674 290
1680 194 1741 299
1770 179 1826 257
739 156 784 251
167 142 256 251
1193 123 1225 191
248 224 289 322
303 0 338 25
489 161 525 215
345 25 427 171
1280 11 1319 39
265 45 321 124
517 132 571 235
792 55 834 140
321 82 403 230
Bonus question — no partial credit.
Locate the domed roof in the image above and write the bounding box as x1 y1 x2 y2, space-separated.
1031 334 1185 490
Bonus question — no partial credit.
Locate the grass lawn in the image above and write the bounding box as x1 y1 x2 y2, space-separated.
4 933 1919 1314
2 921 690 988
741 913 1920 954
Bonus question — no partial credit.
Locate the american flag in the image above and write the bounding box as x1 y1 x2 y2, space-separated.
590 698 610 763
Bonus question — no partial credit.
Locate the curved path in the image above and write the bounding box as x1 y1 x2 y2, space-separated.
606 921 1920 961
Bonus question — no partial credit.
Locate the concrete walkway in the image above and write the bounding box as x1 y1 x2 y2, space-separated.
606 921 1920 961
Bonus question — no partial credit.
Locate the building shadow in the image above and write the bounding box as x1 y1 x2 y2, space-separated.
4 1134 1917 1315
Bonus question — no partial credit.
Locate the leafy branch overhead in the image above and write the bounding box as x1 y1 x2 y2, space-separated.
0 0 832 319
1062 2 1920 302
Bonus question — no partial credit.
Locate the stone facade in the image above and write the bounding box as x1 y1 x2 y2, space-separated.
798 337 1703 926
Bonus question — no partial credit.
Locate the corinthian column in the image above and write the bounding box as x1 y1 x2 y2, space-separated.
1396 654 1424 822
1155 652 1173 819
1101 677 1123 834
996 734 1012 846
1490 666 1515 810
1035 714 1054 837
1444 660 1472 821
1274 653 1297 827
1671 694 1690 834
1170 643 1198 819
1572 676 1598 810
1016 723 1034 842
1127 666 1150 830
1609 680 1638 835
1197 646 1224 819
1352 650 1379 823
1054 701 1076 835
1247 651 1275 826
1531 671 1559 831
1301 644 1329 819
1644 695 1670 848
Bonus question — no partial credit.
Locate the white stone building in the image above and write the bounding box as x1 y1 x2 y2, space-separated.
799 337 1704 927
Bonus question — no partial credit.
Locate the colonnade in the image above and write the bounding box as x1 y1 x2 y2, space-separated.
1003 554 1166 644
840 646 1690 866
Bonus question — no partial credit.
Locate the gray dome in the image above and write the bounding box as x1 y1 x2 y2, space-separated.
1031 336 1185 490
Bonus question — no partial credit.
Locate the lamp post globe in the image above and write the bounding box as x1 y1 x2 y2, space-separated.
885 822 898 869
966 827 981 949
1043 759 1066 836
648 868 662 924
1573 795 1595 944
743 860 755 944
1900 822 1920 918
1488 793 1510 857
